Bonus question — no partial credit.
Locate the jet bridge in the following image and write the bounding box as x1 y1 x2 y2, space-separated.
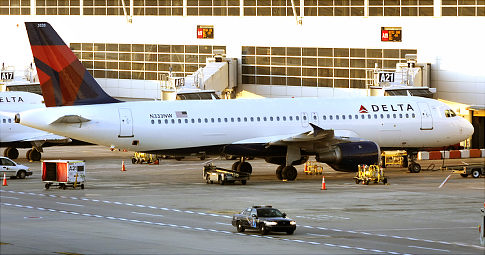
160 50 237 100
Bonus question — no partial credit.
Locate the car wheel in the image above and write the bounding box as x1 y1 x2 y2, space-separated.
471 169 481 178
286 230 294 235
17 170 26 179
260 224 269 235
241 180 247 185
81 184 85 189
45 183 50 189
236 222 245 233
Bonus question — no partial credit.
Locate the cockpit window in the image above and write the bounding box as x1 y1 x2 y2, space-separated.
444 109 457 118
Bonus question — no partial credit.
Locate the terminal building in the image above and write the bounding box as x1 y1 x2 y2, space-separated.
0 0 484 148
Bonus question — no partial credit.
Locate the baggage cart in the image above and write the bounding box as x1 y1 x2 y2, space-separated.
42 160 85 189
203 163 250 185
354 164 388 185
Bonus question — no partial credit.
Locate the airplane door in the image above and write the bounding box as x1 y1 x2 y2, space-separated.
310 112 319 125
118 108 134 137
417 102 433 130
301 112 309 127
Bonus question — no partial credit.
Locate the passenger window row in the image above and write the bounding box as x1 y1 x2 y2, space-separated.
149 112 416 124
2 118 13 123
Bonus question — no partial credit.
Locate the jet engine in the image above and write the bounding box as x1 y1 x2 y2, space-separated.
316 141 380 172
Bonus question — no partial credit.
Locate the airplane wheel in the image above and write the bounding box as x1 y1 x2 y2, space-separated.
282 166 297 181
275 166 284 180
29 149 41 161
26 149 33 160
232 161 241 171
4 147 19 159
237 162 252 174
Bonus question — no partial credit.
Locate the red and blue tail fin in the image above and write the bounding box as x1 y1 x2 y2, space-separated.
25 22 120 107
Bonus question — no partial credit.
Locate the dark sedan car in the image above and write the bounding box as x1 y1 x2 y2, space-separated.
231 205 296 235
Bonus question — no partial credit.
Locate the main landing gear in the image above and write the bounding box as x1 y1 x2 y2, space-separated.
406 151 421 173
232 157 253 174
275 165 298 181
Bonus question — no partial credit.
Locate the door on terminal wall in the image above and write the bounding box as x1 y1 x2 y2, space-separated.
118 108 133 137
417 102 433 130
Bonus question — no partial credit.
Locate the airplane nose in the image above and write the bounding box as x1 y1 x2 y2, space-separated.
461 118 474 138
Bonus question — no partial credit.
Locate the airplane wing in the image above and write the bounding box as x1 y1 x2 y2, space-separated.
2 131 70 144
232 123 363 147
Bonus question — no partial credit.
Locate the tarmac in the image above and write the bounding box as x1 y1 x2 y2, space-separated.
1 145 484 254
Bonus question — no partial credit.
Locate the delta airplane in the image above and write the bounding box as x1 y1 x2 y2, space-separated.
15 22 474 180
0 91 70 160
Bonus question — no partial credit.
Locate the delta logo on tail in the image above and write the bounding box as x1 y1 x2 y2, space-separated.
359 105 368 113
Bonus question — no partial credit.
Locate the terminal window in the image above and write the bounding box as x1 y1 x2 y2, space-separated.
242 46 417 88
369 0 433 16
244 0 300 16
71 43 226 80
304 0 365 16
36 0 80 15
0 0 30 15
442 0 485 16
187 0 239 16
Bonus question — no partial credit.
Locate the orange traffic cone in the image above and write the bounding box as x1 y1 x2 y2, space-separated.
2 173 7 186
121 160 126 172
321 175 326 190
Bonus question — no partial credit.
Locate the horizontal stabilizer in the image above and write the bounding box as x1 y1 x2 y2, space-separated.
50 115 91 124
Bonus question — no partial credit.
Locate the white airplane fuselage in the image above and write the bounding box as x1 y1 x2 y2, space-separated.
18 96 473 154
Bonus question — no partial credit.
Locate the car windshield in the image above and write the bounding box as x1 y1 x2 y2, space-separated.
257 208 283 217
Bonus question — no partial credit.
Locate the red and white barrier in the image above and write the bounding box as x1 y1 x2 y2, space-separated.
418 149 485 160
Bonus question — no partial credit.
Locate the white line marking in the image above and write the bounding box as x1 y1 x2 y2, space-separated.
1 196 19 199
308 242 320 245
131 212 164 217
216 222 232 226
56 202 84 207
408 245 450 253
306 233 330 237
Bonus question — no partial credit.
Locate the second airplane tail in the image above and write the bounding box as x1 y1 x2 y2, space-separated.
25 22 120 107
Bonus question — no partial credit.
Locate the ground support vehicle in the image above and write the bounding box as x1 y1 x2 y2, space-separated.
0 156 32 179
232 205 296 235
42 160 85 189
132 152 159 164
381 151 408 168
446 164 485 178
354 164 388 185
203 163 249 185
303 161 323 175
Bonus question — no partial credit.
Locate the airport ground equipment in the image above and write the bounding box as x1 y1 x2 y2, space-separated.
42 160 85 189
381 151 407 168
132 152 159 164
446 163 485 178
203 163 249 185
232 205 296 235
354 164 388 185
304 161 323 175
0 156 32 179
